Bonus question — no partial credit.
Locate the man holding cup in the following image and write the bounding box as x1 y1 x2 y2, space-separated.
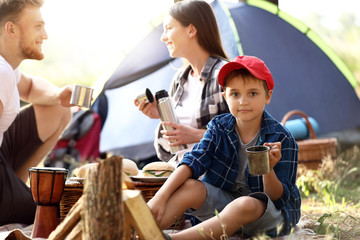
0 0 74 225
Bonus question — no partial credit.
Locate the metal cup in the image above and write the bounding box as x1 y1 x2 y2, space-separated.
135 88 154 104
246 145 271 175
70 84 94 108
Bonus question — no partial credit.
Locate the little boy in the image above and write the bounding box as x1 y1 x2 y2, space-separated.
148 55 301 239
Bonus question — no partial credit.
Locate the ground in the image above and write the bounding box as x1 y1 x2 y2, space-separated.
300 198 360 240
294 144 360 240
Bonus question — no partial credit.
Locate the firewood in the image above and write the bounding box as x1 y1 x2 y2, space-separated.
48 196 83 240
82 156 124 240
66 220 82 240
123 189 165 240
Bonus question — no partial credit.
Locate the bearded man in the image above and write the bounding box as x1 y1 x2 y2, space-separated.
0 0 74 225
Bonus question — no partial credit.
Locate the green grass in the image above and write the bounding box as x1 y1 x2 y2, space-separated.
297 145 360 239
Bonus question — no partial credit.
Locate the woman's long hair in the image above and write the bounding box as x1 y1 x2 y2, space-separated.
169 0 228 60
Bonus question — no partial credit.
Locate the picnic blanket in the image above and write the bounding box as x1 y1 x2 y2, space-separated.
0 224 34 240
0 218 326 240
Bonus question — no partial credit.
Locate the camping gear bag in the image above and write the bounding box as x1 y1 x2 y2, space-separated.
44 109 101 173
281 110 337 169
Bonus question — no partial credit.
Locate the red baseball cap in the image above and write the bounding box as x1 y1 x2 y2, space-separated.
218 55 274 90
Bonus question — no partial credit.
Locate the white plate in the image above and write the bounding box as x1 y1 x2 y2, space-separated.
130 175 168 183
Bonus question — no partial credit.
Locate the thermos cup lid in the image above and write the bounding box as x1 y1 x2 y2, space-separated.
155 90 169 101
145 88 154 103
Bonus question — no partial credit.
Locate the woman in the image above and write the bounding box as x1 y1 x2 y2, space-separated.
135 0 229 164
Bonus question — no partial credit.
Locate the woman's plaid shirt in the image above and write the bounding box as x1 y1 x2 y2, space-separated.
154 56 229 161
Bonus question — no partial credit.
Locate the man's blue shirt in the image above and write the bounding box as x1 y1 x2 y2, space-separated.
180 110 301 235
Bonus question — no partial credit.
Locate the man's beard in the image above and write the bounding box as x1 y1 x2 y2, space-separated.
19 39 44 60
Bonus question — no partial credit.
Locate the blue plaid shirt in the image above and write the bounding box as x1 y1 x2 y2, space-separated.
180 110 301 236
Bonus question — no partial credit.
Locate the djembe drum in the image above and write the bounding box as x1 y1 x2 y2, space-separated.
29 167 68 239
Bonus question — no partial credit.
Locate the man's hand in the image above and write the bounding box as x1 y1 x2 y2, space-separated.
58 85 74 107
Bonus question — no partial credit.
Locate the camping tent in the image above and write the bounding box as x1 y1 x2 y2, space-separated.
92 0 360 161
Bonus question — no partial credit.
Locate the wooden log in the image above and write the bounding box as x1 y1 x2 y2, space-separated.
123 189 165 240
66 220 82 240
124 206 133 240
48 196 83 240
82 156 124 240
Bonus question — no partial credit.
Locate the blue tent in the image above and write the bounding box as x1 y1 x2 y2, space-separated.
92 0 360 160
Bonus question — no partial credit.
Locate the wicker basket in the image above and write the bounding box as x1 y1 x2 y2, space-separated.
281 110 337 169
133 181 163 202
59 177 185 229
133 180 185 230
60 177 84 222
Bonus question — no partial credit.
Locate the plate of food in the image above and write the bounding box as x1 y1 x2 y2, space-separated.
123 158 140 177
131 162 175 183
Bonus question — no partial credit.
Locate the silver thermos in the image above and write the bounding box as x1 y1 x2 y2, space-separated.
155 90 186 154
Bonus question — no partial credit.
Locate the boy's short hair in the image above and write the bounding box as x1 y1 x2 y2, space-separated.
218 55 274 90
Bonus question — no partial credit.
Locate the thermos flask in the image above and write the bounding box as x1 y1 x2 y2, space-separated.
155 90 186 154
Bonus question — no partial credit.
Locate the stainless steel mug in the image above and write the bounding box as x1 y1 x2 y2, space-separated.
155 90 186 154
70 84 94 108
246 145 271 175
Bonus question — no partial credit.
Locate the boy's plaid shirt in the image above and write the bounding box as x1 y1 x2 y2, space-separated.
181 111 301 236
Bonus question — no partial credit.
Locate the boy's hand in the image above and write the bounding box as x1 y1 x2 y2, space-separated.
147 193 167 223
263 142 284 200
264 142 281 169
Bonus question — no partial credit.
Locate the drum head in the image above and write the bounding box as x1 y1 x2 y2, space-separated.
29 167 68 174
